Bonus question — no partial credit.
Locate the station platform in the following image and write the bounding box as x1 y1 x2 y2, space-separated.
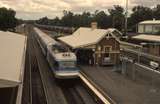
0 31 27 104
81 66 160 104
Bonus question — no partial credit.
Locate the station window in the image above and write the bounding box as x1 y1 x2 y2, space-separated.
104 46 112 52
98 46 101 51
154 26 160 30
104 53 109 58
98 54 101 58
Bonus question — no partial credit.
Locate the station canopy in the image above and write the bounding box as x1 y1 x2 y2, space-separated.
139 20 160 25
132 34 160 42
58 27 118 49
0 31 26 88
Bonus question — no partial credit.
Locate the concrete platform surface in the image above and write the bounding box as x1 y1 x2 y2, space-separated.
81 66 160 104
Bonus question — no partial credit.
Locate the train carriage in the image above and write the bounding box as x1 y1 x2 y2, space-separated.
34 28 55 56
33 27 79 79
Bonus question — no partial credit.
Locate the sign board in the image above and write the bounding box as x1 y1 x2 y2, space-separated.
150 61 159 68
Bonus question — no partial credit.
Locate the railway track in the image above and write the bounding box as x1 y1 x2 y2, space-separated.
40 28 116 104
22 25 115 104
121 48 160 70
31 26 99 104
22 26 32 104
79 72 116 104
58 79 98 104
28 26 47 104
30 26 67 104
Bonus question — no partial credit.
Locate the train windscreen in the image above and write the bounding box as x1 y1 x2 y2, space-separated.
52 45 68 53
59 61 77 70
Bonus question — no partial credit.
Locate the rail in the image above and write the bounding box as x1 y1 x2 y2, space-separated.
135 63 160 75
16 36 28 104
31 28 49 104
79 72 116 104
121 48 160 62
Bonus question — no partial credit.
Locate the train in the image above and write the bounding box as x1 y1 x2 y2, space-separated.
34 24 75 34
33 27 79 79
15 24 26 34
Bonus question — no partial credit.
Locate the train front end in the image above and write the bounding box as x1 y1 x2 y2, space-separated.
54 52 79 79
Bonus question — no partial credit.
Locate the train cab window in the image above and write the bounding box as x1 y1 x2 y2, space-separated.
52 44 68 53
54 61 59 68
54 49 59 53
59 61 76 69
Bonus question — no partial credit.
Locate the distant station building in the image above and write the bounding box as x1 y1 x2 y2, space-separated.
58 23 121 65
0 31 27 104
122 20 160 57
138 20 160 34
132 34 160 56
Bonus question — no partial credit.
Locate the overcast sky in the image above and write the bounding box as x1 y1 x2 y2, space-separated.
0 0 159 20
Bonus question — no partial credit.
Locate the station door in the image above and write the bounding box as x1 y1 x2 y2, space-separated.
76 49 94 65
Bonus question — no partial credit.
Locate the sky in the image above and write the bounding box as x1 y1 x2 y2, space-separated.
0 0 159 20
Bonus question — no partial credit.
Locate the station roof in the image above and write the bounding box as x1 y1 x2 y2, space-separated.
0 31 26 88
58 27 118 48
139 20 160 25
132 34 160 42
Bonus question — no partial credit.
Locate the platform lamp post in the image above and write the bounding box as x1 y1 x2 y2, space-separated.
124 0 128 36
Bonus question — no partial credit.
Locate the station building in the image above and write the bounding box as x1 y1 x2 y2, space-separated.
138 20 160 34
121 20 160 57
132 34 160 56
0 31 27 104
58 23 121 65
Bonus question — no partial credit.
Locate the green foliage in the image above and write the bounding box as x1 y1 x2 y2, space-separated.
129 6 153 31
36 4 160 32
93 10 112 29
61 10 74 27
108 5 125 30
36 16 49 25
0 7 17 31
156 30 160 35
153 5 160 20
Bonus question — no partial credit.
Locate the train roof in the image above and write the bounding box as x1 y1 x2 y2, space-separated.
139 20 160 25
34 27 57 45
132 34 160 42
42 35 55 45
34 27 45 37
0 31 27 88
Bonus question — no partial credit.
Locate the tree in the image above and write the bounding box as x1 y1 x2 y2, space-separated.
61 10 74 27
53 17 61 26
35 5 159 32
93 10 111 29
129 6 153 31
72 14 81 27
108 5 125 31
153 5 160 20
36 16 49 25
0 7 17 30
80 11 92 27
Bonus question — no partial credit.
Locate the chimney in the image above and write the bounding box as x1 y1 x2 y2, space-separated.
91 22 97 30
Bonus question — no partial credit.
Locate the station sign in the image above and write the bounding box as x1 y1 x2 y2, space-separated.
150 61 159 69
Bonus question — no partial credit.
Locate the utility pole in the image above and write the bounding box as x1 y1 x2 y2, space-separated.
124 0 128 36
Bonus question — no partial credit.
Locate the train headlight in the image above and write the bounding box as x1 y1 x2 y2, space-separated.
63 53 70 57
